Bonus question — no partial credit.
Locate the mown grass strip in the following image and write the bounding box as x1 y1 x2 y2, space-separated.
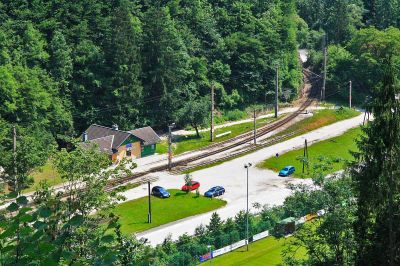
110 189 226 234
156 116 281 155
257 127 362 178
183 109 360 174
199 235 306 266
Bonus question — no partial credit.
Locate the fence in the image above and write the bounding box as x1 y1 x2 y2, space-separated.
198 209 326 263
198 231 268 263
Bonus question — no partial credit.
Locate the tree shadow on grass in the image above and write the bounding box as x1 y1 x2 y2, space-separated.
173 134 202 143
174 191 188 197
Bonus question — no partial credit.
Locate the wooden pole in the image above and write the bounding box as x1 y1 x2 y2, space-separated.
349 80 352 108
275 66 279 118
210 84 215 142
13 125 18 193
253 108 256 145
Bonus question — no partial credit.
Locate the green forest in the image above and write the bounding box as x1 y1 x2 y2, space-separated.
0 0 400 265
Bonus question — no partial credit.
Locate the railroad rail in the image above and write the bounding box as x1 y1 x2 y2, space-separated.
171 130 302 174
104 83 317 192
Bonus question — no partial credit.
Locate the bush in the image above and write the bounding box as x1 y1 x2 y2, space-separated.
223 109 247 121
215 109 247 124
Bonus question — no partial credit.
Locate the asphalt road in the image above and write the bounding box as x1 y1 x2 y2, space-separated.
122 114 364 246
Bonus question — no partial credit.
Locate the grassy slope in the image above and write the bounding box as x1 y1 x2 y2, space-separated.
200 236 306 266
185 109 360 174
157 116 281 155
258 127 362 178
276 108 359 138
111 189 226 234
25 160 63 193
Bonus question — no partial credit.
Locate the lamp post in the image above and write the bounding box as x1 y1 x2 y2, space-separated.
168 123 176 170
207 245 212 265
244 162 252 251
147 181 151 223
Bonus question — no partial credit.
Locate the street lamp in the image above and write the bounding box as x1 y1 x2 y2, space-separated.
147 180 151 223
168 123 176 170
207 245 212 265
244 162 252 251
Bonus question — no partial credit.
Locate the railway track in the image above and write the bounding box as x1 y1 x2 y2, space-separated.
104 84 317 192
170 129 302 174
1 70 318 208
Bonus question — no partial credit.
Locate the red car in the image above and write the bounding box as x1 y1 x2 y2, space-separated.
181 181 200 191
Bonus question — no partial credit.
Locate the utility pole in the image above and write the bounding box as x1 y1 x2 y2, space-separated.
244 163 252 251
210 83 215 142
275 66 279 118
253 108 256 145
322 46 327 101
13 125 17 194
349 80 352 108
207 245 212 266
168 123 175 170
302 139 309 174
147 181 152 223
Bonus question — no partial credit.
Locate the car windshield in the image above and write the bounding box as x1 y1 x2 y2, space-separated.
283 167 289 171
159 188 166 192
209 187 216 191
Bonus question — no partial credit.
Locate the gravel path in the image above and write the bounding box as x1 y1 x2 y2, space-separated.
121 114 364 246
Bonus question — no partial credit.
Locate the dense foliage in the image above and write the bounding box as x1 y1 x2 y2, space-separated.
283 47 400 265
0 0 399 265
351 56 400 265
0 0 301 134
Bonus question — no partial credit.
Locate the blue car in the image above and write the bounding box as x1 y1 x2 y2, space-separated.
151 186 170 198
204 186 225 198
279 166 295 177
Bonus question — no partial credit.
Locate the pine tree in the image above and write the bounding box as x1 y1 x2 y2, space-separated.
141 5 192 126
352 57 400 265
49 31 73 96
375 0 399 28
107 0 143 129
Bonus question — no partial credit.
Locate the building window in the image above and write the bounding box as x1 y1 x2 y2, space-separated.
126 143 132 157
152 144 155 149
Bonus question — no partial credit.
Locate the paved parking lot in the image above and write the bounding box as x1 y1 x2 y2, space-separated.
121 114 364 246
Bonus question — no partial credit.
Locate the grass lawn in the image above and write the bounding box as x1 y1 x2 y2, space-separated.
111 189 226 234
157 116 281 155
257 127 362 178
200 235 306 266
276 107 359 138
25 160 63 193
184 109 360 174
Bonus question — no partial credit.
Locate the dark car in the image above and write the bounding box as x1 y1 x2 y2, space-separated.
151 186 170 198
279 166 295 177
181 181 200 191
204 186 225 198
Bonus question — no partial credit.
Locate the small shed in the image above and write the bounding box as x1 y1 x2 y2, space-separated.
276 217 297 235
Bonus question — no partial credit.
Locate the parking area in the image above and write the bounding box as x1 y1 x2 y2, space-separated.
120 114 364 246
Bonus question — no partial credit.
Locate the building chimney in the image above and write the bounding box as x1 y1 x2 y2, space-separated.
112 124 119 131
82 131 88 142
